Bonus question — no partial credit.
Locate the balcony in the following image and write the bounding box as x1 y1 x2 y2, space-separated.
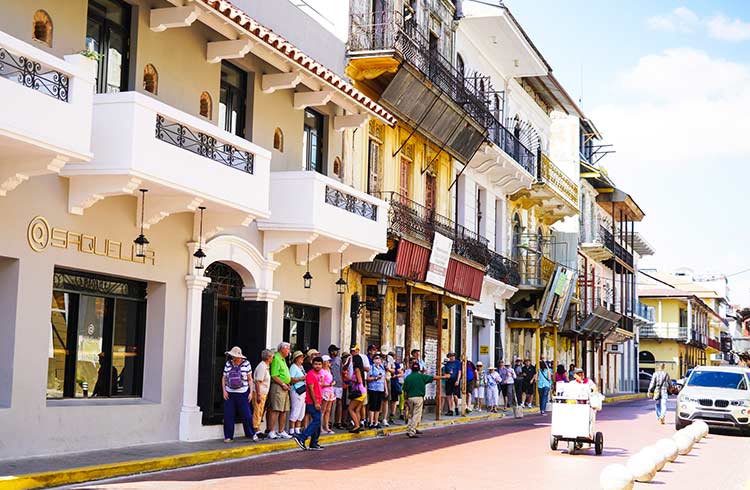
487 251 521 287
62 91 271 228
639 324 687 341
257 172 388 264
600 225 634 266
707 337 721 351
0 31 95 196
347 11 489 163
634 302 656 328
379 191 491 266
511 154 578 225
513 234 559 288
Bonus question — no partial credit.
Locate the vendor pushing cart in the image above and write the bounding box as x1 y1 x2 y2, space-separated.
550 368 604 455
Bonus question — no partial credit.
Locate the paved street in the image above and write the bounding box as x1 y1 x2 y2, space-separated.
74 399 749 490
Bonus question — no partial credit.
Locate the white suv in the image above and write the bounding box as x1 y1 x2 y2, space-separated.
676 366 750 433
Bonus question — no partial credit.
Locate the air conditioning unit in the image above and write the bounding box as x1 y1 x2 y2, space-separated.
605 344 622 354
709 353 724 362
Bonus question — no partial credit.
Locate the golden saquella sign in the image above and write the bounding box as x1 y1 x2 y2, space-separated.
27 216 156 265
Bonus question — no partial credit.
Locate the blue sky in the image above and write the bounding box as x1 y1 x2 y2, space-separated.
311 0 750 306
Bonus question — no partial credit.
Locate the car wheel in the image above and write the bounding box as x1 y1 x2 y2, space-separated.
550 435 558 450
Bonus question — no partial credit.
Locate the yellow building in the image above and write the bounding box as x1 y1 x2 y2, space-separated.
639 288 716 379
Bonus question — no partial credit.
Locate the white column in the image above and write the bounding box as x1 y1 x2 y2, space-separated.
687 299 693 340
179 273 211 441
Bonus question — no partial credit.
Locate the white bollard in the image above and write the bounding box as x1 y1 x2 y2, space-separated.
694 420 709 438
655 438 679 463
673 430 693 455
685 424 702 443
600 463 635 490
626 451 657 482
642 444 667 472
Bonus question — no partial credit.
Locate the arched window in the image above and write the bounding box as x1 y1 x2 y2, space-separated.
199 91 212 118
333 156 342 178
143 64 158 95
204 262 244 298
639 351 656 364
273 127 284 152
32 10 53 47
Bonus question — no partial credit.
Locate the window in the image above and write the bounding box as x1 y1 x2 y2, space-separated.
219 61 247 137
303 108 325 173
273 127 284 152
365 286 382 348
511 213 522 259
47 269 147 399
86 0 131 94
33 10 53 47
425 173 436 213
476 186 484 236
199 91 212 118
283 303 320 354
143 64 158 95
367 138 381 195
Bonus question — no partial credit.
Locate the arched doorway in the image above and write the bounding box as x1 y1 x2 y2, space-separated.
197 262 267 425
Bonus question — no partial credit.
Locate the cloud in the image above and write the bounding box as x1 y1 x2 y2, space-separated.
707 14 750 42
590 48 750 164
646 7 700 33
646 7 750 42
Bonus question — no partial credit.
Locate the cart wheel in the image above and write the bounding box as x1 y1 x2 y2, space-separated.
550 435 558 450
594 432 604 455
568 441 576 454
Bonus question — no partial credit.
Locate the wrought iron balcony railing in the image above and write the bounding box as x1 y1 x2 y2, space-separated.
488 120 536 176
487 251 521 287
348 11 494 129
0 46 69 101
512 233 557 287
324 185 378 221
155 114 254 174
538 153 578 207
599 225 633 266
378 191 491 266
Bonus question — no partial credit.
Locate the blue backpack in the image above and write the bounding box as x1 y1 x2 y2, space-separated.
227 363 244 389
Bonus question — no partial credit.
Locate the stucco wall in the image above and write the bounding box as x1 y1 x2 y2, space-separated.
0 175 191 459
0 0 88 58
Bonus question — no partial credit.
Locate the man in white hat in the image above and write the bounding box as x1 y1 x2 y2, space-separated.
221 346 254 443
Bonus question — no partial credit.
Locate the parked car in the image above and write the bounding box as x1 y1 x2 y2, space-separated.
676 366 750 433
638 371 653 392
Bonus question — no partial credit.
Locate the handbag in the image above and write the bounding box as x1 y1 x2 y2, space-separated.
348 388 362 400
295 384 306 395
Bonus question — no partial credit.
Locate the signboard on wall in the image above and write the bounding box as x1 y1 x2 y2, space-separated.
425 232 453 288
423 337 438 399
479 345 489 355
539 265 577 325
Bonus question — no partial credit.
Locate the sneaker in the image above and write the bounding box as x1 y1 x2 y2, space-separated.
374 423 382 429
279 431 293 439
407 433 419 438
252 434 259 442
223 438 233 443
415 429 424 435
325 429 335 434
267 431 279 440
308 445 324 450
292 436 307 451
382 420 389 427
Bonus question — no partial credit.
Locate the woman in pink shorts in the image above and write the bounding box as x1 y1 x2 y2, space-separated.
320 355 337 434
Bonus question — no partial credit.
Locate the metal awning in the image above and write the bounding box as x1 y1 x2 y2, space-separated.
577 305 622 337
350 259 396 278
606 327 635 345
379 64 487 163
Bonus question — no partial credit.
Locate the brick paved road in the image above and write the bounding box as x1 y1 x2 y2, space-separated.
75 398 750 490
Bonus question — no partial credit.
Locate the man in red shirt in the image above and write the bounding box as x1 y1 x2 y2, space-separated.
293 356 324 451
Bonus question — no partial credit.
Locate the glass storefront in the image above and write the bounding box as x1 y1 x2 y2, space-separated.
283 303 320 354
47 269 147 399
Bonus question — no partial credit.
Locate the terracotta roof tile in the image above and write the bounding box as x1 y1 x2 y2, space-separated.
199 0 397 126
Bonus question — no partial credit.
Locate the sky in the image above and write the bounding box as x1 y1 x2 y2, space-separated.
303 0 750 306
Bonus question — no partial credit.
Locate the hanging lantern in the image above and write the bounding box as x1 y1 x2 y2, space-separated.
134 189 149 258
303 243 313 289
193 206 207 269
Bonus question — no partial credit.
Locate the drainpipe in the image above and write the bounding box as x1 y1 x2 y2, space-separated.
454 0 464 20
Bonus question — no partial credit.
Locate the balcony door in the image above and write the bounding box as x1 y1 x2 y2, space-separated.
425 173 436 214
399 157 411 198
303 108 325 174
86 0 131 94
219 62 247 138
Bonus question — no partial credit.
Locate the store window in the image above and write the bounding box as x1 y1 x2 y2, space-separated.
283 303 320 354
86 0 131 94
47 269 147 399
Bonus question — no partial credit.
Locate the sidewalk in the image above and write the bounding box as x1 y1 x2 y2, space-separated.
0 394 642 490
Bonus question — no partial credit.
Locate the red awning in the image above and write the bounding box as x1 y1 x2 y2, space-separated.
445 259 484 301
395 239 430 282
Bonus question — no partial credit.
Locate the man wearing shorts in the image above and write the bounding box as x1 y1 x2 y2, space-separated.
267 342 293 439
328 344 344 429
366 354 386 429
444 353 462 416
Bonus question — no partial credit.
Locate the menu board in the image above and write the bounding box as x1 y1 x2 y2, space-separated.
423 337 438 399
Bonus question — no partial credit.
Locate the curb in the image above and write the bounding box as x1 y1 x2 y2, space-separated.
603 393 647 404
0 396 642 489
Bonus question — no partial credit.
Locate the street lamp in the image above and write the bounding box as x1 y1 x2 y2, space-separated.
336 252 346 294
349 276 388 348
303 243 312 289
134 189 149 258
193 206 207 270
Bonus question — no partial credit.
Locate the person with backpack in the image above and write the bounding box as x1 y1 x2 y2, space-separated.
221 346 254 443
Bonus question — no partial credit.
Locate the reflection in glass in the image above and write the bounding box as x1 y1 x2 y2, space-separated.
47 292 69 399
75 296 105 398
112 299 141 396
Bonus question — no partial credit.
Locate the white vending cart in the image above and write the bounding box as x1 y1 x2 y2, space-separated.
549 383 604 455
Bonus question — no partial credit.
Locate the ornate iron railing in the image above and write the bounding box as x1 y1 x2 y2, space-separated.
539 154 578 208
155 115 254 174
487 251 520 286
599 225 633 266
0 47 69 101
488 120 536 175
513 233 558 287
378 191 491 265
324 185 378 221
348 11 494 129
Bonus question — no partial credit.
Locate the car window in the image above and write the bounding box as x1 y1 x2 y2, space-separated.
687 370 746 390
